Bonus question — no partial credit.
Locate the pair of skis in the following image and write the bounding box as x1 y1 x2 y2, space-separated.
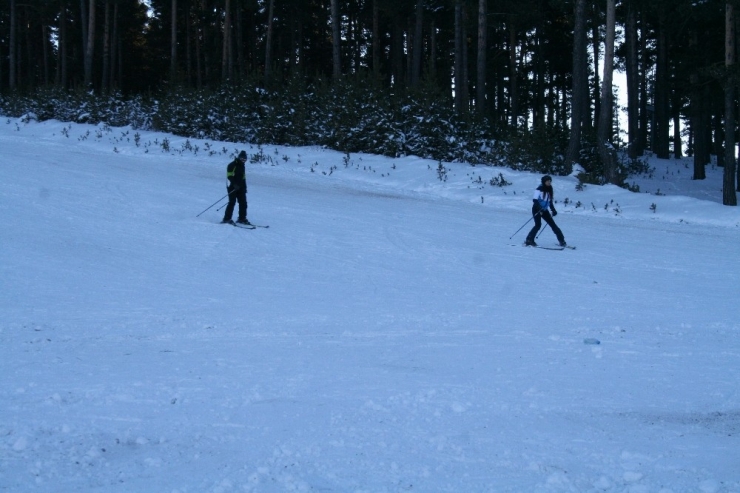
520 243 575 251
223 221 269 230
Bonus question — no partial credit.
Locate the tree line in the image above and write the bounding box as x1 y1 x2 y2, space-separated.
1 0 738 205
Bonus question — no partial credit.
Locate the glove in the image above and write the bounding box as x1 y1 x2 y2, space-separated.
231 181 242 191
550 208 557 217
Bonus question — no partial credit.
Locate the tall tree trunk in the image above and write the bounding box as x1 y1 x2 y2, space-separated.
496 51 505 126
599 0 617 184
80 0 88 67
236 5 244 80
566 0 587 167
590 9 600 133
84 0 96 88
429 18 436 80
672 95 682 158
508 17 517 127
625 0 640 158
111 2 125 89
22 7 30 88
476 0 487 116
296 13 304 74
331 0 341 80
454 0 464 112
391 14 403 87
411 0 424 87
701 86 712 167
533 18 545 129
0 16 3 89
9 0 17 89
222 0 231 83
637 7 648 155
545 72 554 129
56 4 67 88
227 4 234 79
286 7 295 70
715 102 725 167
264 0 274 86
42 22 50 86
454 0 462 113
691 68 707 179
653 9 670 159
110 1 119 89
196 0 203 89
462 5 469 110
372 0 380 78
724 1 737 205
352 14 361 73
171 0 177 84
195 24 202 88
186 5 192 85
102 0 111 92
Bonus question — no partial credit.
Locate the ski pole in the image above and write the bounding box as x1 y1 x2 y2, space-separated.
196 191 232 217
509 217 533 239
509 209 543 239
536 223 549 239
217 183 249 212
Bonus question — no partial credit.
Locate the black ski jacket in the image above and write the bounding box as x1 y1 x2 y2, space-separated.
226 158 246 190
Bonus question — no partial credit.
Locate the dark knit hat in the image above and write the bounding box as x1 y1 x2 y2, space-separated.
238 150 247 160
541 175 552 184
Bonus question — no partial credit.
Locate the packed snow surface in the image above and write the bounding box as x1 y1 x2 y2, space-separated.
1 118 739 492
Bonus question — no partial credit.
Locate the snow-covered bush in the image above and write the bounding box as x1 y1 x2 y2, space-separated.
0 78 571 175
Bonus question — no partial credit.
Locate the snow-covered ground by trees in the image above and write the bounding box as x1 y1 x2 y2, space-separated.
1 118 739 492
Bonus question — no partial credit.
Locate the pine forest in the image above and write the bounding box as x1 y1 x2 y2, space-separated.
1 0 739 205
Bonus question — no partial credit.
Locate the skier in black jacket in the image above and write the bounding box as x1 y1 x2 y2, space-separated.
525 175 566 247
221 150 250 225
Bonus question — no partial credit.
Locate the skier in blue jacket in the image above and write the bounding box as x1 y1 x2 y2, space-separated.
525 175 566 247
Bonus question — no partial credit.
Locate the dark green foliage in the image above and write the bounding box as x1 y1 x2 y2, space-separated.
499 126 570 176
0 77 570 175
0 88 151 129
574 131 654 187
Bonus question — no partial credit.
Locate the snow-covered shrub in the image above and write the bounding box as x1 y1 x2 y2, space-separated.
0 79 571 176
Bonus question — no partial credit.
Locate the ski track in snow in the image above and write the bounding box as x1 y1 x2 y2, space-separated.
1 118 739 492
